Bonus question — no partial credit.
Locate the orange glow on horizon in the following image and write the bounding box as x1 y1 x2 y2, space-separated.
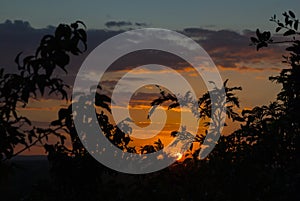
175 152 183 161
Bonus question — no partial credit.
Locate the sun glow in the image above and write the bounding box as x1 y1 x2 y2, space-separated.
175 152 183 161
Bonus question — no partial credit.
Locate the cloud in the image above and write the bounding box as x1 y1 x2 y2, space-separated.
105 21 132 28
218 65 281 72
0 20 287 102
134 22 148 27
0 20 285 73
105 21 148 28
181 28 285 71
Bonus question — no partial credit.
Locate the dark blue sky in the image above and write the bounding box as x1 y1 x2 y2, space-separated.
1 0 300 30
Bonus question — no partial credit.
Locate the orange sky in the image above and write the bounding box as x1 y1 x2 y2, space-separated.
8 21 289 156
17 57 283 155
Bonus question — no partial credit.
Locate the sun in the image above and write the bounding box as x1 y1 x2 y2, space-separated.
175 152 183 161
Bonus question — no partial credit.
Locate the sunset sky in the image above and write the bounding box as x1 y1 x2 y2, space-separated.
1 1 300 155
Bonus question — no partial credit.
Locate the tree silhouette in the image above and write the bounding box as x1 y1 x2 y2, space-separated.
0 21 91 201
0 21 87 162
149 79 243 159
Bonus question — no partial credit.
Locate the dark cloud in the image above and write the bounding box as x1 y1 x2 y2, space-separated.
0 20 55 71
105 20 148 28
0 20 123 100
105 21 132 28
0 20 285 93
0 19 122 77
182 27 285 69
134 22 148 27
183 28 215 36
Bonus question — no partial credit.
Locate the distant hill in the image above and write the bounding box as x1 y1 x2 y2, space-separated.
1 155 49 201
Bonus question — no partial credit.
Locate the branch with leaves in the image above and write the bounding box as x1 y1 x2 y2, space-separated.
0 21 87 161
250 10 299 50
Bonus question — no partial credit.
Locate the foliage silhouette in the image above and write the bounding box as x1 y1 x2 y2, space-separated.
0 21 87 162
149 79 243 159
